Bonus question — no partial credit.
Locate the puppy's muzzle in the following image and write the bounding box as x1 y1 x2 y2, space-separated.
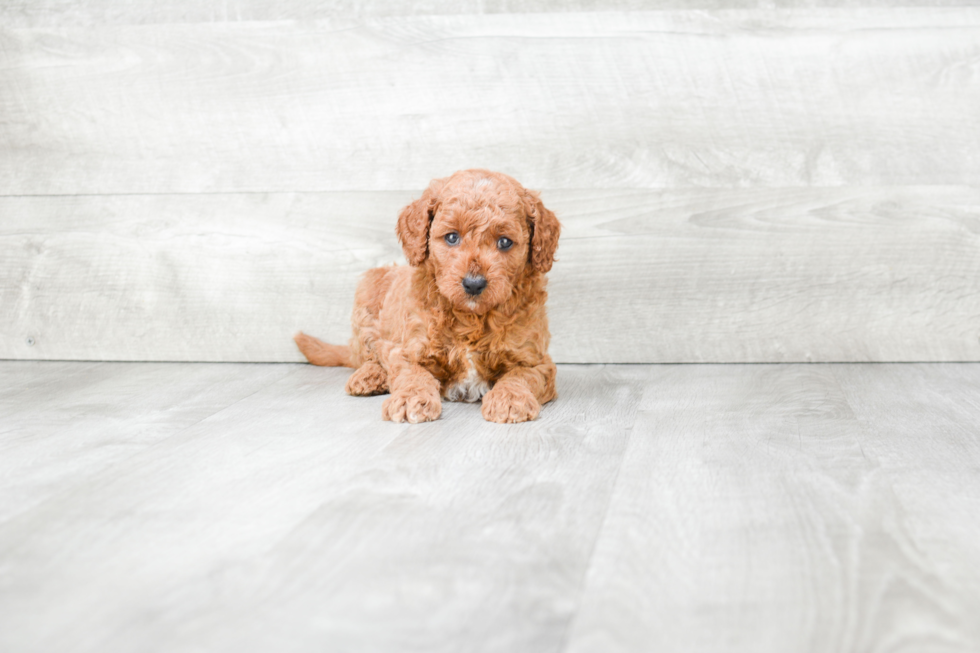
462 275 488 296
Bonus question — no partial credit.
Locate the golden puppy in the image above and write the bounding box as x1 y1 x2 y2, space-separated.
294 169 560 423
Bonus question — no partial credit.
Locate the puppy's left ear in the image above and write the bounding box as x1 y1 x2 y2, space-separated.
396 180 443 266
522 190 561 273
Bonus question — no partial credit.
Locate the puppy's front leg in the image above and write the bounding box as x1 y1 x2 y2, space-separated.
481 358 557 424
382 362 442 424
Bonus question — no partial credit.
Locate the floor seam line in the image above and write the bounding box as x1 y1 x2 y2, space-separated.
555 413 641 653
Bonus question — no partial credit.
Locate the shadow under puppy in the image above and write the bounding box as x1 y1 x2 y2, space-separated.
295 169 561 424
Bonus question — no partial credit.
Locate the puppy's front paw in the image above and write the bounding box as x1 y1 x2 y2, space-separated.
346 361 388 396
481 384 540 424
382 389 442 423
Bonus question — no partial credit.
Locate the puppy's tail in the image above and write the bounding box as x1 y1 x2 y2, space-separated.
293 332 354 368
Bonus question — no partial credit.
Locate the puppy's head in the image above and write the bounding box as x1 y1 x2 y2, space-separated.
396 169 560 314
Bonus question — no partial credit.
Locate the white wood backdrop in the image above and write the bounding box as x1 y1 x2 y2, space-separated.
1 5 979 362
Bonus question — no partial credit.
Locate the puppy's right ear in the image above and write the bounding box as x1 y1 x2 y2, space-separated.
396 180 443 266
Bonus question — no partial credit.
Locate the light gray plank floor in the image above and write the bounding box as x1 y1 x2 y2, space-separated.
1 362 978 652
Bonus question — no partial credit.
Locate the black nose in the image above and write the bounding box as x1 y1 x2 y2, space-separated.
462 275 487 296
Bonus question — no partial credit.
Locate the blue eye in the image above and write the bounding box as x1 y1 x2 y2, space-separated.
444 232 460 246
497 236 513 250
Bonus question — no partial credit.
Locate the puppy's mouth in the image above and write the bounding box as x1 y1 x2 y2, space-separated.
459 293 486 312
453 292 498 315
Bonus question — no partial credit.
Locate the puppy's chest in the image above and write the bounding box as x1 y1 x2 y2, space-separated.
442 350 490 403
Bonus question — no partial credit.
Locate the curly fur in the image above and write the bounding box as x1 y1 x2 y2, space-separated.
295 169 560 424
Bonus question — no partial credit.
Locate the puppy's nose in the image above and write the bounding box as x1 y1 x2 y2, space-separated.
462 275 487 296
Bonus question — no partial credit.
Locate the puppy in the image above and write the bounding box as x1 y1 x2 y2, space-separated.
294 169 560 424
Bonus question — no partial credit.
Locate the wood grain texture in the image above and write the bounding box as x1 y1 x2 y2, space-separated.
0 362 644 653
0 362 295 523
1 9 978 194
830 363 980 644
562 363 980 653
1 361 978 652
552 186 980 363
2 186 978 363
0 192 411 362
0 360 100 401
5 0 978 28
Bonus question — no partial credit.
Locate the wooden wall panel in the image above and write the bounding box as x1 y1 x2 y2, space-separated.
3 7 978 363
1 10 978 195
552 186 980 363
0 193 409 362
3 1 975 28
3 186 978 363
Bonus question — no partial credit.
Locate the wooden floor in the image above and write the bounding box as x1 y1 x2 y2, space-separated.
2 361 979 652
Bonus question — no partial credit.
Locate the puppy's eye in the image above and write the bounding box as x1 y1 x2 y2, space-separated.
444 232 460 246
497 237 513 251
